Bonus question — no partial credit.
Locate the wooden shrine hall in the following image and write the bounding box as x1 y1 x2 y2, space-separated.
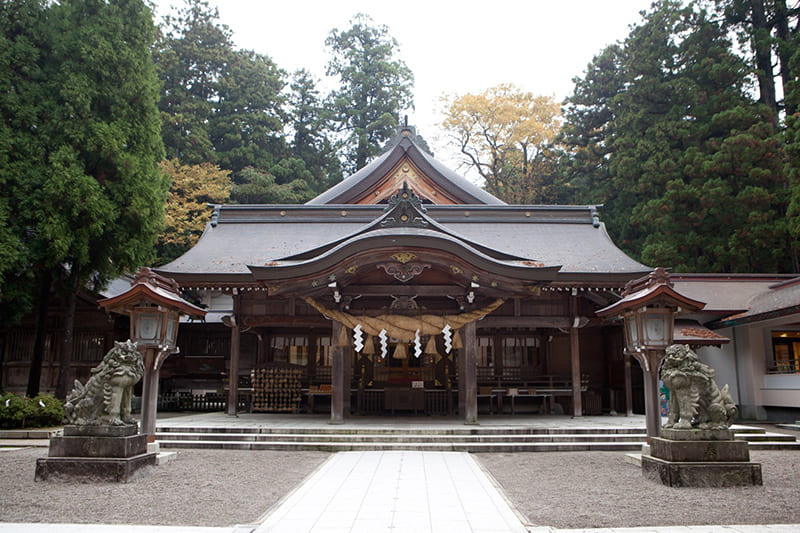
156 126 666 423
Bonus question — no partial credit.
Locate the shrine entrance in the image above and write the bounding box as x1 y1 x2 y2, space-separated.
244 185 565 424
157 127 652 424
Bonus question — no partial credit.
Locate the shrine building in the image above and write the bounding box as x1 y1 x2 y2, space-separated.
153 125 668 422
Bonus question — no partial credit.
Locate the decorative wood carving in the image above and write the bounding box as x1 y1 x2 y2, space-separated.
376 261 431 282
381 183 429 228
390 295 419 311
391 252 417 264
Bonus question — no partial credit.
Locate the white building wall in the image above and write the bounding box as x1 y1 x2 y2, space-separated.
696 335 738 403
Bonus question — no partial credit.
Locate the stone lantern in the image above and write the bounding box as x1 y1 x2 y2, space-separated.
597 268 704 440
99 267 205 441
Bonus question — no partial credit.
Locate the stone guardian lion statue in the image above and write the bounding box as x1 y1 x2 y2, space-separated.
64 340 144 426
661 344 737 430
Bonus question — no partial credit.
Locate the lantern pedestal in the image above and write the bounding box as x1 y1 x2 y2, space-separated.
642 428 762 487
139 348 162 442
35 424 156 482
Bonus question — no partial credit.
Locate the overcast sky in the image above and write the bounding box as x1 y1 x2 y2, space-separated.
152 0 654 172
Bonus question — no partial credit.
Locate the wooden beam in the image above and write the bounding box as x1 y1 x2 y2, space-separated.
243 316 331 328
342 284 466 297
478 316 572 328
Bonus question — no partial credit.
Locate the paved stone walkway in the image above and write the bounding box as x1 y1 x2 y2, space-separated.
255 451 525 533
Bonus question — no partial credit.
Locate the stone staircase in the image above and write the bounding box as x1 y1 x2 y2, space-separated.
155 425 799 453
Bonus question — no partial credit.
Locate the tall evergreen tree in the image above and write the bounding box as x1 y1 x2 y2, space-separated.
288 69 342 193
1 0 168 396
326 14 414 173
559 0 793 272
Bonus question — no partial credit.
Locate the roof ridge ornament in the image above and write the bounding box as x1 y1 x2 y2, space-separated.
381 182 428 228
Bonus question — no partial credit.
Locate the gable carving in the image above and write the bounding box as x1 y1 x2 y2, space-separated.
353 156 460 205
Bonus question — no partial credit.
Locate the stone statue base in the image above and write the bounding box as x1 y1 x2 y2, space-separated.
35 424 156 482
642 428 762 487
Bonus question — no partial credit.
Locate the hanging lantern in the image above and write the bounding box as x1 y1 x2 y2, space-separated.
393 342 408 359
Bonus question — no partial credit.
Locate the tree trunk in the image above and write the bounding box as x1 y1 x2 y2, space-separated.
750 0 779 121
55 268 80 399
774 0 796 115
26 271 51 397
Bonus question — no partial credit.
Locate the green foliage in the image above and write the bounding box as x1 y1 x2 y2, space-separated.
558 0 794 273
230 167 314 204
0 0 48 326
0 0 167 394
288 69 342 193
0 393 63 429
154 0 343 200
326 14 414 173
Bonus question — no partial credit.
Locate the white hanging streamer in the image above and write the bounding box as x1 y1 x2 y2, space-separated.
442 324 452 353
413 329 422 358
353 324 364 352
379 329 388 359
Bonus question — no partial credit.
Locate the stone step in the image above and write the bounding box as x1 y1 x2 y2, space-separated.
157 439 646 453
738 431 796 442
154 431 647 444
155 425 645 436
152 423 797 452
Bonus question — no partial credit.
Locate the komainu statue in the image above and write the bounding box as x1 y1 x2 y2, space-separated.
64 340 144 426
661 344 737 430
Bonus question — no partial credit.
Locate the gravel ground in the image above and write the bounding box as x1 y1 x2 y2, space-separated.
476 449 800 529
1 425 799 529
0 448 329 527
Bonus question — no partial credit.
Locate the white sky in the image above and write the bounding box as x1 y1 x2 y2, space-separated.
152 0 654 173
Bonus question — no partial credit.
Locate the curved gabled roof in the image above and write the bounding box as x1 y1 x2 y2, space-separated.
248 227 561 283
156 126 650 287
306 126 505 206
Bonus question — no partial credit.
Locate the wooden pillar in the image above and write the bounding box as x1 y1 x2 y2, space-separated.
570 326 582 417
624 350 633 416
344 343 352 415
308 332 318 381
457 354 464 416
569 292 582 417
227 293 241 416
330 321 344 424
255 331 265 367
463 321 478 425
493 332 503 384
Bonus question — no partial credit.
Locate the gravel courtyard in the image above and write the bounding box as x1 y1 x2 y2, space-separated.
1 442 799 529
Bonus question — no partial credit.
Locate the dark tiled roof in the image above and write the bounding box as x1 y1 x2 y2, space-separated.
714 277 800 326
157 204 650 282
674 319 729 345
157 127 649 284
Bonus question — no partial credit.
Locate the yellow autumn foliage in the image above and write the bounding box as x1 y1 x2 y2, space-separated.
156 160 231 261
439 84 561 200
